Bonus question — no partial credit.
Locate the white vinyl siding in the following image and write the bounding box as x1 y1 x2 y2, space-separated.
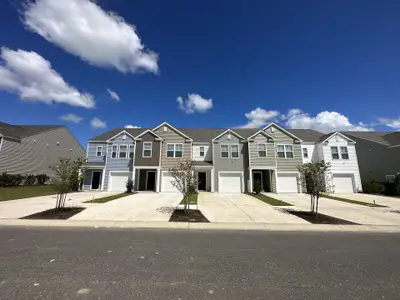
143 142 152 157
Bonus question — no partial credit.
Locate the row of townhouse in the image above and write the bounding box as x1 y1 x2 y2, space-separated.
83 122 364 194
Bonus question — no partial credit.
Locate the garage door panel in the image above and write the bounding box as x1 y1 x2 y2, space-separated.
219 173 242 193
277 173 298 193
161 172 179 193
333 174 354 193
110 172 130 191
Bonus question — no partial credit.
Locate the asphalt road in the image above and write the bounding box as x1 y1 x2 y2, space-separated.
0 227 399 300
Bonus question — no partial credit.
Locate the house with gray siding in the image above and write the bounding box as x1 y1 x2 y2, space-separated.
0 121 85 176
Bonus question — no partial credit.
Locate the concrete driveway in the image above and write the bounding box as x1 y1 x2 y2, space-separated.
0 191 118 219
71 192 181 221
270 193 400 225
334 193 400 209
198 192 308 224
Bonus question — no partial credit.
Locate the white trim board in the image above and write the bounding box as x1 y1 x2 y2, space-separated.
106 130 136 142
152 122 193 141
212 129 245 141
262 122 302 141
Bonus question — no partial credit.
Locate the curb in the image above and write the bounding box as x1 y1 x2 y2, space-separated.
1 219 400 232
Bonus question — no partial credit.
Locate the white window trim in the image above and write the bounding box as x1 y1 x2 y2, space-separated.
330 146 340 160
302 147 308 159
118 144 128 159
220 143 230 159
257 143 267 158
230 144 240 159
111 145 118 158
199 146 205 157
340 146 349 160
276 144 294 159
166 143 184 158
129 144 135 159
143 142 153 158
96 146 103 157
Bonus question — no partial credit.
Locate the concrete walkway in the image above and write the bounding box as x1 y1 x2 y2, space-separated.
268 193 400 225
71 192 181 221
333 193 400 209
198 192 308 224
0 191 117 219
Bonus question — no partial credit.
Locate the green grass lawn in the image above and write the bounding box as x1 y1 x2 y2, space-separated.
180 193 198 205
84 193 131 203
321 194 386 207
246 193 293 206
0 185 56 201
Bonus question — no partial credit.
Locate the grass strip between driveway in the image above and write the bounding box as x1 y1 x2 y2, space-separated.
246 193 293 206
321 194 386 207
84 193 131 203
0 185 56 201
180 193 198 205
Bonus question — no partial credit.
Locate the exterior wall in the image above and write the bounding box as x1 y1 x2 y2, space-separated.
248 133 275 168
134 132 161 167
301 144 316 163
213 132 248 192
82 169 103 190
87 142 107 163
263 125 302 172
104 133 134 190
0 127 85 175
321 135 362 192
193 144 211 161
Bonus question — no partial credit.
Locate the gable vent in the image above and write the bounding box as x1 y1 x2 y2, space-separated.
271 127 275 133
227 133 232 140
163 126 168 132
122 134 126 140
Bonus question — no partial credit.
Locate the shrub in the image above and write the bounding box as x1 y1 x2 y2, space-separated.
24 174 37 186
13 174 24 186
36 174 49 185
126 179 134 193
382 182 397 196
254 179 262 194
363 181 385 195
0 173 24 187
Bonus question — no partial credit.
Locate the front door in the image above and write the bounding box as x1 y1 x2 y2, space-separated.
146 171 156 191
198 172 206 190
253 172 263 192
91 171 101 190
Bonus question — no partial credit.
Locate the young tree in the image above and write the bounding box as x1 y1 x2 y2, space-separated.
49 157 85 209
169 160 198 215
297 161 333 215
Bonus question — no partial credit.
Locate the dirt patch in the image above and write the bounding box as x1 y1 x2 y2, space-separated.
286 210 358 225
169 209 209 222
21 207 85 220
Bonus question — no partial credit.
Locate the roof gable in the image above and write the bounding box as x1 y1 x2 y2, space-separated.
320 132 355 143
247 130 274 140
262 123 302 141
135 129 163 140
152 122 193 141
106 130 135 142
212 129 245 141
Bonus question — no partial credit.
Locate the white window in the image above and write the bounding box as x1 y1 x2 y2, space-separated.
96 146 103 157
111 145 117 158
303 148 308 159
119 145 127 158
277 145 293 158
340 146 349 159
258 143 267 157
166 143 183 158
129 145 134 159
230 144 239 158
220 144 229 158
386 175 395 183
331 147 339 160
199 146 205 157
143 142 152 157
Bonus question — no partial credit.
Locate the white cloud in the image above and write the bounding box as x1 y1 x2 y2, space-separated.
284 109 373 132
0 47 95 108
91 117 106 129
23 0 159 74
239 107 280 128
60 113 83 123
107 88 120 101
377 117 400 130
124 125 141 128
280 108 302 120
177 94 213 114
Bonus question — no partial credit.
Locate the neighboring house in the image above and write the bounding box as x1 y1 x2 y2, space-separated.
340 131 400 184
0 121 85 176
83 121 366 193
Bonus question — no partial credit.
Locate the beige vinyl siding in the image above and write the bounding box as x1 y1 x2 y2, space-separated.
154 125 192 169
248 133 276 168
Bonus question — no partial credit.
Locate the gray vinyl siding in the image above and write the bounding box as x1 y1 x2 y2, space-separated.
0 127 85 176
213 132 248 192
103 133 134 190
263 125 302 172
87 142 107 163
248 133 276 167
83 169 103 190
154 125 192 169
134 132 161 167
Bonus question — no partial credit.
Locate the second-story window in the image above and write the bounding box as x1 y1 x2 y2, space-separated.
331 147 339 160
258 143 267 157
231 144 239 158
277 145 293 158
129 145 134 159
303 148 308 159
96 146 103 157
340 146 349 159
143 142 152 157
220 144 229 158
119 145 127 158
111 145 117 158
199 146 205 157
167 143 183 158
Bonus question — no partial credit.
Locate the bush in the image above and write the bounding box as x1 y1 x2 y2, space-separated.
24 174 37 186
13 174 24 186
382 182 397 196
36 174 49 185
0 172 24 187
363 181 385 195
126 179 134 193
254 179 262 194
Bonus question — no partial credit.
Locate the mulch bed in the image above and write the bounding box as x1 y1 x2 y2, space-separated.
21 207 85 220
286 210 358 225
169 209 209 223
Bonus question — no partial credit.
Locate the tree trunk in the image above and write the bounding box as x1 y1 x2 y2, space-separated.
310 195 315 212
315 196 319 216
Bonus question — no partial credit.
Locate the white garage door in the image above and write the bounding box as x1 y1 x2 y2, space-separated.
333 174 354 193
219 173 242 193
161 172 179 193
277 173 298 193
109 172 130 191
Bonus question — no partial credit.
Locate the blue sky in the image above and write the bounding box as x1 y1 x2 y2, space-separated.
1 0 400 146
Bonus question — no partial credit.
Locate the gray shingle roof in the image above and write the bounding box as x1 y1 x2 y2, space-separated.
340 131 391 146
0 122 63 140
382 132 400 146
286 129 324 142
89 128 148 141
